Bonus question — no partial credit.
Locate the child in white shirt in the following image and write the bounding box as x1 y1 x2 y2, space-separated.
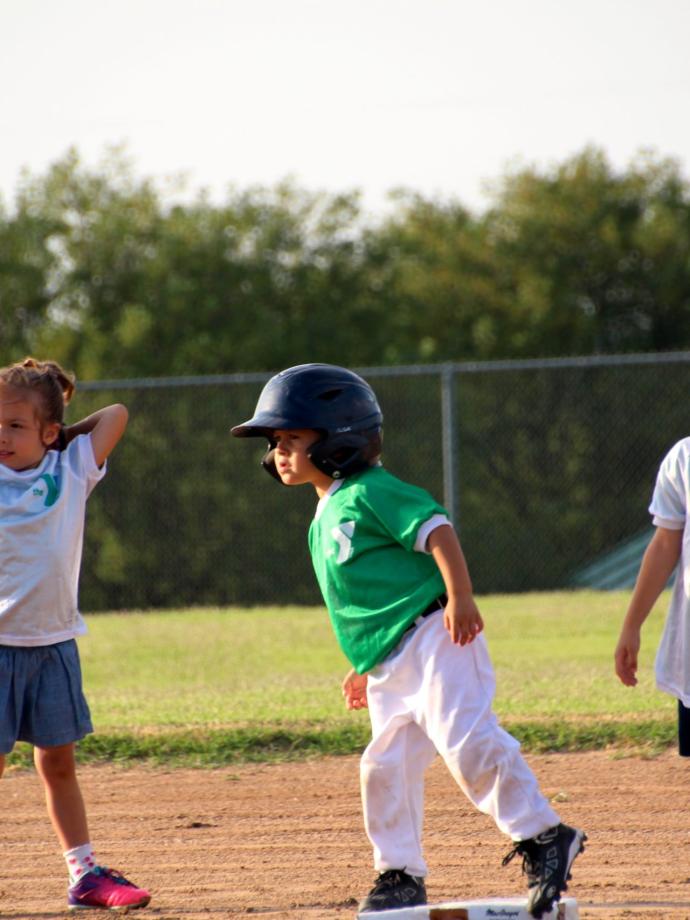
615 437 690 753
0 356 150 912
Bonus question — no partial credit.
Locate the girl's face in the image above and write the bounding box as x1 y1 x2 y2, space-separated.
273 429 333 494
0 387 60 471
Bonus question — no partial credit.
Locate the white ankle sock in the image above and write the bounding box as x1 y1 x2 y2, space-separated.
64 843 98 885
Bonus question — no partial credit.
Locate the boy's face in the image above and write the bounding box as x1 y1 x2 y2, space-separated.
273 429 333 493
0 386 59 471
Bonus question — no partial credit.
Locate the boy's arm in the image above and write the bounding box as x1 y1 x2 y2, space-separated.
63 404 129 467
614 526 682 687
427 524 484 646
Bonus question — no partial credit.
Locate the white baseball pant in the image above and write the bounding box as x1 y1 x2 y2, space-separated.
361 611 560 877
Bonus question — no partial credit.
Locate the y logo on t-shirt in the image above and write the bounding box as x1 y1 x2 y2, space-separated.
32 473 59 507
329 521 355 564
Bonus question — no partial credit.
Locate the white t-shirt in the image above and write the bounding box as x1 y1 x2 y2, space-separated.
0 435 106 646
649 437 690 705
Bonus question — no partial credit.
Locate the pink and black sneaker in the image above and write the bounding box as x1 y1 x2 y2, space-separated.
68 866 151 911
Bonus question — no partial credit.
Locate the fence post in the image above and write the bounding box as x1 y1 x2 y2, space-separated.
441 364 458 526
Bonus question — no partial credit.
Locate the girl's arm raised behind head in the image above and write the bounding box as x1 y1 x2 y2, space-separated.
63 404 129 467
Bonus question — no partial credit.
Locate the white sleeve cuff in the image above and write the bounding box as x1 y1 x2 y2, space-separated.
415 514 451 553
652 515 685 530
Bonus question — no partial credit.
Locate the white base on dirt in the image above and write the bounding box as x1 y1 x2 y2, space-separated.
357 896 578 920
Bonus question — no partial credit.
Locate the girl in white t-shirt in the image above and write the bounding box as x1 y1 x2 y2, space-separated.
0 357 150 912
615 437 690 752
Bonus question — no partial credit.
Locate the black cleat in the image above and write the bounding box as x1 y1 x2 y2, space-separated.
358 868 427 913
502 823 586 918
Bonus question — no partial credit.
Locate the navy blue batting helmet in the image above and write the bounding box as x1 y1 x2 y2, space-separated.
231 363 383 481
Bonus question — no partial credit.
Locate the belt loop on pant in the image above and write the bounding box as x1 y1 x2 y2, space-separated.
420 592 448 618
404 592 448 637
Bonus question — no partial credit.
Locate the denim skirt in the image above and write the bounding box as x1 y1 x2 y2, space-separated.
0 639 93 753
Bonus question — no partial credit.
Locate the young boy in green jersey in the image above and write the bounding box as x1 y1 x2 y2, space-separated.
231 363 586 919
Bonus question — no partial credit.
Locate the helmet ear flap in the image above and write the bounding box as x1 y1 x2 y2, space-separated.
261 445 283 482
309 429 381 479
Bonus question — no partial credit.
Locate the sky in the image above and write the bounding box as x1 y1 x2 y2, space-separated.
2 0 690 216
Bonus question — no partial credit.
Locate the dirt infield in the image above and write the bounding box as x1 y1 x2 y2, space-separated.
1 749 689 920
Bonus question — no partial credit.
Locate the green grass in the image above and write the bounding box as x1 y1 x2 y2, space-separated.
485 591 668 717
79 605 353 727
6 591 675 768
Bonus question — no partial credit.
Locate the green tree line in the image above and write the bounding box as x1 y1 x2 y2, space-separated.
2 145 690 377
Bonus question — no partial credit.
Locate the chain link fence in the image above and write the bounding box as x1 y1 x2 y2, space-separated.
73 353 690 611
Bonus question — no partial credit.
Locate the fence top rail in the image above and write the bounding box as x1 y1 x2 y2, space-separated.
79 350 690 390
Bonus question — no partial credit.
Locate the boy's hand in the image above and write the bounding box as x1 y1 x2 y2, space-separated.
444 595 484 646
342 668 368 710
614 626 641 686
427 525 482 646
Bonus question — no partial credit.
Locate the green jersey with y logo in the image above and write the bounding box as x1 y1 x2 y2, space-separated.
308 466 447 673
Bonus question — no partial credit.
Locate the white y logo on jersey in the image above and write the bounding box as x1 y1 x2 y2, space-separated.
329 521 355 563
